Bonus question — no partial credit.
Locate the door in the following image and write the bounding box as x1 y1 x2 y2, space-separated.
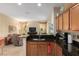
63 10 70 31
70 4 79 31
38 42 48 56
58 15 63 31
27 42 38 56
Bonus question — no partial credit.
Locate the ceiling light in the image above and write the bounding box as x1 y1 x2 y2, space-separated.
37 3 42 7
18 3 22 5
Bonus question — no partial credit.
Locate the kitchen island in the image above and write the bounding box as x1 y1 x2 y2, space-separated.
26 35 63 56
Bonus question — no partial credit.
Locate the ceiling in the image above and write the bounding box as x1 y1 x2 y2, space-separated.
0 3 63 21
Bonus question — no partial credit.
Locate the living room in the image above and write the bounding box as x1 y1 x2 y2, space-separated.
0 3 59 56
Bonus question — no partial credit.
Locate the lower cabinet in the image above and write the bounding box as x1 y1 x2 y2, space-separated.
55 43 62 56
27 42 48 56
27 42 38 56
38 42 48 56
49 42 55 56
26 41 62 56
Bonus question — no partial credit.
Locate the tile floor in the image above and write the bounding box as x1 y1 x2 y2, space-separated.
0 38 26 56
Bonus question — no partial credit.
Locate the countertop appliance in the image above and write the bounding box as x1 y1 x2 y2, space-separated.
68 34 73 44
55 32 72 44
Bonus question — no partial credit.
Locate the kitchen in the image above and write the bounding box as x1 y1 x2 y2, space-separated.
26 3 79 56
0 3 79 56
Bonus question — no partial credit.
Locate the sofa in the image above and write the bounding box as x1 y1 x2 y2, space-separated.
5 34 23 46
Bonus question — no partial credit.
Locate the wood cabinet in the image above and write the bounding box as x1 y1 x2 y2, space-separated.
27 42 38 56
27 41 63 56
56 17 59 31
70 4 79 31
38 42 48 56
55 43 62 56
64 3 76 11
50 42 55 56
56 4 79 32
58 15 63 31
27 42 48 56
26 41 56 56
63 10 70 31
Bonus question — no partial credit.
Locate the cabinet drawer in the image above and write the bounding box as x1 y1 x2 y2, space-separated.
27 42 38 45
37 42 48 45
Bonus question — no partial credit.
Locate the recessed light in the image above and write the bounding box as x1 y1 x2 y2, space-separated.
37 3 42 7
18 3 22 5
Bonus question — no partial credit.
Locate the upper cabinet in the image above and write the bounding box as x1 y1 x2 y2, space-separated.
64 3 76 11
56 4 79 32
70 4 79 31
58 15 63 31
63 10 70 31
56 17 59 31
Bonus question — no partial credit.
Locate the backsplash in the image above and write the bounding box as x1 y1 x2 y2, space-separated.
72 34 79 42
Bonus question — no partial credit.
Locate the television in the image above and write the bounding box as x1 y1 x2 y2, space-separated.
29 27 36 32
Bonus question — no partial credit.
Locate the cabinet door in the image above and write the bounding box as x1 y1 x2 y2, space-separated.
58 15 63 31
55 43 62 56
58 46 62 56
50 42 55 56
56 17 59 31
27 42 38 56
63 10 70 31
64 3 76 11
38 42 48 56
70 4 79 31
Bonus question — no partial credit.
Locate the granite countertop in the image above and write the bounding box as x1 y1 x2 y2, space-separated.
26 34 55 42
26 34 79 56
62 43 79 56
53 38 79 56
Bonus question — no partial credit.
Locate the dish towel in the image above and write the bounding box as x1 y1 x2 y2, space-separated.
48 43 52 55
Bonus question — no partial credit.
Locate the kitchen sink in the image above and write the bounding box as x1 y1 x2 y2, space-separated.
33 39 45 41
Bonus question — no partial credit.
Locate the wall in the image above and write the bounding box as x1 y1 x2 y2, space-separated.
18 21 47 35
26 21 40 34
0 13 19 37
39 22 47 34
47 8 56 35
18 22 27 35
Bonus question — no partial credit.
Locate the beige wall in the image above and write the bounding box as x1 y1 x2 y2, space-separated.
26 21 40 34
0 13 19 37
19 22 27 34
18 21 47 35
39 22 47 34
